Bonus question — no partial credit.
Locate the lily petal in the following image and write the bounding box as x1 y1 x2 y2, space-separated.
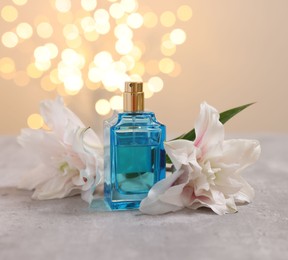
194 102 224 159
140 169 188 215
40 96 85 140
17 164 56 190
233 175 255 203
220 139 261 173
188 189 237 215
143 102 261 215
18 129 65 165
164 140 195 170
17 96 103 203
31 171 80 200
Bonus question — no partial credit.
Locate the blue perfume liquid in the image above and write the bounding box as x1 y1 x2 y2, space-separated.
104 111 166 210
116 145 155 193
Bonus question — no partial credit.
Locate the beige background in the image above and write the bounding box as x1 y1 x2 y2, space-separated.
0 0 287 138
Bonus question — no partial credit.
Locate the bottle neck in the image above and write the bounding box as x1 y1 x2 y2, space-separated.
123 91 144 112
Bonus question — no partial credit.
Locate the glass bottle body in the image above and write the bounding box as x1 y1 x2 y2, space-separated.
104 111 166 210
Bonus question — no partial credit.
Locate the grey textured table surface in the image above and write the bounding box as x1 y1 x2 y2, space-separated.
0 135 288 260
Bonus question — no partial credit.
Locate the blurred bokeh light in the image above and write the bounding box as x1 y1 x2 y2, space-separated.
0 0 192 128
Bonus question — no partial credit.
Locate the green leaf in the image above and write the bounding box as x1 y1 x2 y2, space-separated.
165 102 255 164
219 102 255 125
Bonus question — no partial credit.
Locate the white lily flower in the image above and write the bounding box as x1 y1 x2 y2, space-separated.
140 102 261 215
17 97 103 203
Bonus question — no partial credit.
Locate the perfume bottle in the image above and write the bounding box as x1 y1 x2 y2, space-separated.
104 82 166 210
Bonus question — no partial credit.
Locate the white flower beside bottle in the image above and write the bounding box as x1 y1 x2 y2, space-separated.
16 86 261 215
140 102 261 215
18 97 103 203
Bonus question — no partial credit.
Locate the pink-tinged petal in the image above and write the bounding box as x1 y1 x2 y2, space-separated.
188 189 237 215
140 169 188 215
164 140 195 170
181 184 194 206
194 102 224 159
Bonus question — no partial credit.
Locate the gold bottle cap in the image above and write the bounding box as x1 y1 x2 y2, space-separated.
123 82 144 112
